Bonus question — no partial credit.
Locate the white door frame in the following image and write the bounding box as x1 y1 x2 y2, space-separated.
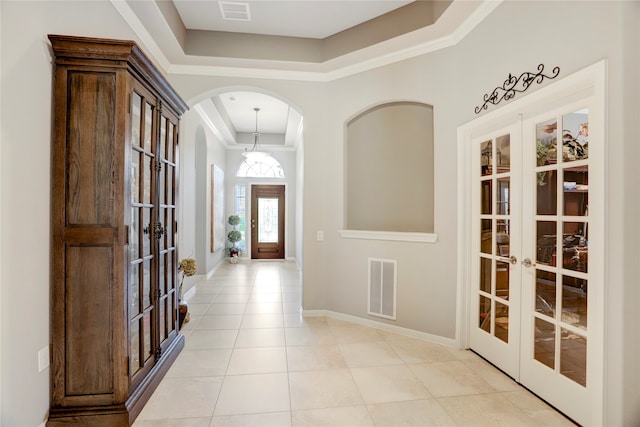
456 60 606 425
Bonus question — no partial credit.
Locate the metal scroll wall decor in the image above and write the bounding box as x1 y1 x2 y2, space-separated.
475 64 560 114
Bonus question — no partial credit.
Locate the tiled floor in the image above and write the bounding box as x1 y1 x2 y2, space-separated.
134 260 574 427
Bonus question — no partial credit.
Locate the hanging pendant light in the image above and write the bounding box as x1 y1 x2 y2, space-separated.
242 107 270 160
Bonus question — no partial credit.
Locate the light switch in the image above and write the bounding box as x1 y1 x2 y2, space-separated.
317 231 324 241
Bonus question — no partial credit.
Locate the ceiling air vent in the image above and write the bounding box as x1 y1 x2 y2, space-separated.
219 1 251 21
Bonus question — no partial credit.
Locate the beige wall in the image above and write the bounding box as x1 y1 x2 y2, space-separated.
1 1 639 425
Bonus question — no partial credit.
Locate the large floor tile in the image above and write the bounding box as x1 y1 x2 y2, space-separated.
284 326 335 346
185 330 238 350
134 417 212 427
437 393 542 426
338 341 404 368
206 303 247 315
226 347 287 375
209 412 292 427
137 377 223 420
235 327 286 348
240 313 284 329
167 349 232 377
291 406 373 427
350 365 432 404
196 314 243 330
286 345 348 372
289 369 364 410
385 335 458 364
367 399 457 426
214 373 290 416
409 360 496 398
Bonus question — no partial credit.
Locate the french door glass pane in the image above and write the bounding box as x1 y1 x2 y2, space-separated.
495 301 509 343
143 260 151 308
537 170 557 215
560 330 587 386
480 140 492 176
479 295 491 333
536 221 557 266
143 208 151 256
561 276 587 330
168 122 175 162
131 208 139 259
496 219 510 256
496 260 510 300
258 198 278 243
479 257 491 293
534 317 555 369
131 263 140 316
159 299 166 341
497 177 510 215
132 93 142 147
563 222 588 273
143 155 152 204
131 152 140 203
496 134 510 172
480 219 492 255
561 110 589 162
535 270 556 317
536 118 558 166
160 116 166 161
481 180 492 214
563 168 588 216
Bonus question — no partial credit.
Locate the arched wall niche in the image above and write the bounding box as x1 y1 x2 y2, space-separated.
345 101 434 233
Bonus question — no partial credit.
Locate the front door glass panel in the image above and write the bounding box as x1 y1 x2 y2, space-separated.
258 198 279 243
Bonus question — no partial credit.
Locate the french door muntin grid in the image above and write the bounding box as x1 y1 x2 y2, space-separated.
478 134 513 344
530 109 589 387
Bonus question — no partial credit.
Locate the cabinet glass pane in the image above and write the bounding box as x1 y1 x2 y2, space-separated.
536 221 556 266
144 102 153 152
143 208 151 256
535 270 556 318
496 177 510 215
167 251 174 291
536 118 558 166
561 110 589 163
143 312 152 362
131 151 140 203
159 163 166 205
496 134 510 172
479 257 491 294
143 155 152 204
170 297 176 331
496 261 509 301
159 252 165 294
563 222 588 273
166 210 174 247
480 219 492 255
495 301 509 343
537 170 557 215
562 276 587 330
168 122 175 162
143 260 151 308
130 263 140 316
479 295 491 333
132 92 142 148
167 166 174 205
560 330 587 386
563 167 588 216
480 140 492 176
496 219 510 256
481 180 492 214
130 319 140 375
160 116 167 161
130 207 139 259
159 299 166 341
534 318 555 369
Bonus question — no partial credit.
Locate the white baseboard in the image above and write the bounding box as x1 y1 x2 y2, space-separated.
303 309 459 349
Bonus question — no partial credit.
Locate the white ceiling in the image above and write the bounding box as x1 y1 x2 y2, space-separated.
173 0 415 39
114 0 500 151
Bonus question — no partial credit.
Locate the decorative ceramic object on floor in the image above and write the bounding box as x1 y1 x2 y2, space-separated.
178 257 198 329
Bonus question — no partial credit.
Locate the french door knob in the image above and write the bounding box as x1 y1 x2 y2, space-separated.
509 256 518 265
522 258 536 268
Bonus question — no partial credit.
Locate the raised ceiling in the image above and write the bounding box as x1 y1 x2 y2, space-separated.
112 0 500 150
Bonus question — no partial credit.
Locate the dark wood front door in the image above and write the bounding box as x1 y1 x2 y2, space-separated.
251 185 285 259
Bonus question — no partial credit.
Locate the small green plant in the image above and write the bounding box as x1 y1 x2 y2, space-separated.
227 215 242 257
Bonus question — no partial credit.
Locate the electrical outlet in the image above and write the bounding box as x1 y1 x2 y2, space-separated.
38 346 50 372
317 231 324 241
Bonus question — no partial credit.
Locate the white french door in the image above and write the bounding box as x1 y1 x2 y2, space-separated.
462 62 605 426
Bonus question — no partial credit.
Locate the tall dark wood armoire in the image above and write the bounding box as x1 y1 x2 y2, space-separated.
47 35 188 426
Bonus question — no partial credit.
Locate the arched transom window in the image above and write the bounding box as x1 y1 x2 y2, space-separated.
236 156 285 178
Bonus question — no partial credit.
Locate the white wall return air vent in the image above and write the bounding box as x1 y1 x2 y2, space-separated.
368 258 397 320
219 1 251 21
